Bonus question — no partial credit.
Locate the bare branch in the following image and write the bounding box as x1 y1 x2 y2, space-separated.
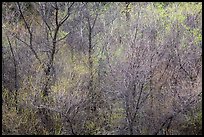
58 2 74 27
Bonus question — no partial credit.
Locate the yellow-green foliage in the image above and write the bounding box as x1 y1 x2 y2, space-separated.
110 102 125 127
3 85 63 135
120 3 133 14
191 28 202 45
110 113 124 125
53 114 63 135
85 121 96 133
84 110 111 135
18 76 38 103
84 119 104 135
114 46 124 58
141 128 149 135
2 105 41 135
51 77 72 94
73 64 89 75
2 88 14 106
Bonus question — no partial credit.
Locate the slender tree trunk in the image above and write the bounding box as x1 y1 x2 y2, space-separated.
7 36 19 113
87 18 95 112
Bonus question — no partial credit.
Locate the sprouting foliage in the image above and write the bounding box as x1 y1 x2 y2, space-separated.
2 2 202 135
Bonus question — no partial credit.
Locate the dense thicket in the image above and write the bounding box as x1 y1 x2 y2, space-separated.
2 2 202 135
